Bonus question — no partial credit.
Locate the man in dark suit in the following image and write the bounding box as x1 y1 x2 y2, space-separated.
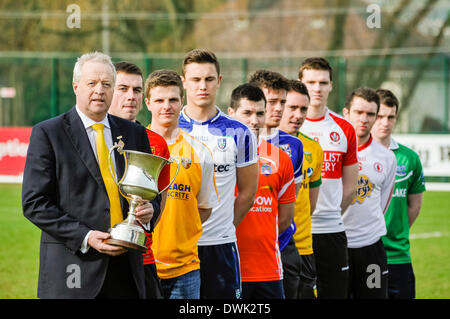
22 52 160 299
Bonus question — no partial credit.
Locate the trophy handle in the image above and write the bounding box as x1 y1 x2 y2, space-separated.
158 156 180 194
108 142 124 186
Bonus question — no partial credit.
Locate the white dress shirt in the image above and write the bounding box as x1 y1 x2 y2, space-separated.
75 106 116 253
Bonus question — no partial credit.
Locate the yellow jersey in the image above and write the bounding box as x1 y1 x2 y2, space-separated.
293 131 323 255
152 129 219 279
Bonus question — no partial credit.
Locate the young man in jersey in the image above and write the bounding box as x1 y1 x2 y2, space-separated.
248 70 304 299
371 89 426 299
229 83 296 299
342 87 396 299
145 69 218 299
298 57 359 299
108 61 169 299
279 79 323 299
179 49 259 299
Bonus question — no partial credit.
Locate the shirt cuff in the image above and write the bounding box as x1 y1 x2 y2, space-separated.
80 230 93 254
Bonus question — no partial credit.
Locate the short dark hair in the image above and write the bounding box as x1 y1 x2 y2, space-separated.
229 83 266 110
345 87 380 112
145 69 184 100
287 79 310 100
182 48 220 76
114 61 143 79
376 88 399 114
298 57 333 82
248 69 290 92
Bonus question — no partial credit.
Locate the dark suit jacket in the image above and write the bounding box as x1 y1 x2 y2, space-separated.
22 106 156 299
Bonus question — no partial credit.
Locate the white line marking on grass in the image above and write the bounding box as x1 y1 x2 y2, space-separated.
425 183 450 192
410 232 447 240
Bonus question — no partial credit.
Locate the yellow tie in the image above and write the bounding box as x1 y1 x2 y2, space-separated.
92 123 123 228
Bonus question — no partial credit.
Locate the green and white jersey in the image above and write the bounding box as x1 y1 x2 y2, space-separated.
382 138 426 264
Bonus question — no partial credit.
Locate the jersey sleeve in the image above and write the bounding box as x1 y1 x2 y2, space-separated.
278 152 296 204
293 142 304 185
409 151 426 194
310 141 323 188
195 143 220 209
343 124 358 166
235 126 258 168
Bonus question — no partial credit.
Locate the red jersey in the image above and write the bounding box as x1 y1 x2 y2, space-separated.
146 129 171 190
236 139 296 282
143 128 171 265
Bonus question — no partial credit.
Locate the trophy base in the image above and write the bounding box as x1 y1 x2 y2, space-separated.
106 220 147 253
104 238 147 253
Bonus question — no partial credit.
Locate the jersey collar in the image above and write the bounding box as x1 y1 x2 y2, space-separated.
358 135 373 152
389 138 399 150
305 107 328 122
180 105 221 125
260 127 279 140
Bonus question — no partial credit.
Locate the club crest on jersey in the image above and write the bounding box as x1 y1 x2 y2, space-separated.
304 152 312 163
217 137 227 151
279 144 292 157
352 175 373 204
373 162 383 173
396 164 407 176
260 185 274 194
261 164 272 176
329 131 340 144
181 157 191 169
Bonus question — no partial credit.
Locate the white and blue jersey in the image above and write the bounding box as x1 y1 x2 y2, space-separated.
179 106 258 246
261 128 304 251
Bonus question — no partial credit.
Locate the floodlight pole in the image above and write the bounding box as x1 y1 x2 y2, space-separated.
102 0 110 55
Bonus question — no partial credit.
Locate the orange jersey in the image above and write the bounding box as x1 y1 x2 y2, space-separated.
236 139 296 282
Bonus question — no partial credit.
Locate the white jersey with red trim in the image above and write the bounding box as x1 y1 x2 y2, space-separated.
299 108 358 233
343 136 396 248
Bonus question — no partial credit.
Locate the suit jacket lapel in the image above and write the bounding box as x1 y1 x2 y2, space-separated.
108 114 125 180
108 114 129 217
63 107 106 191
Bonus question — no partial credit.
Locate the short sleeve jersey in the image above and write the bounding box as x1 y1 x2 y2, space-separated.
236 139 296 282
293 131 323 255
152 129 219 279
343 136 397 249
382 138 426 264
143 128 171 265
179 106 258 245
299 108 358 233
262 128 303 250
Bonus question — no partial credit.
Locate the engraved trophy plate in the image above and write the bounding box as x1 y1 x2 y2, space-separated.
104 139 179 253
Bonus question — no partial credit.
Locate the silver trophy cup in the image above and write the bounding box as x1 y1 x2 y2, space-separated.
104 140 179 252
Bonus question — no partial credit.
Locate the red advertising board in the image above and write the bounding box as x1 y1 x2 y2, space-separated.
0 127 32 181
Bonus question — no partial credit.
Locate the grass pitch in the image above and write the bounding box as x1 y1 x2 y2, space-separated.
0 183 448 299
409 191 450 299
